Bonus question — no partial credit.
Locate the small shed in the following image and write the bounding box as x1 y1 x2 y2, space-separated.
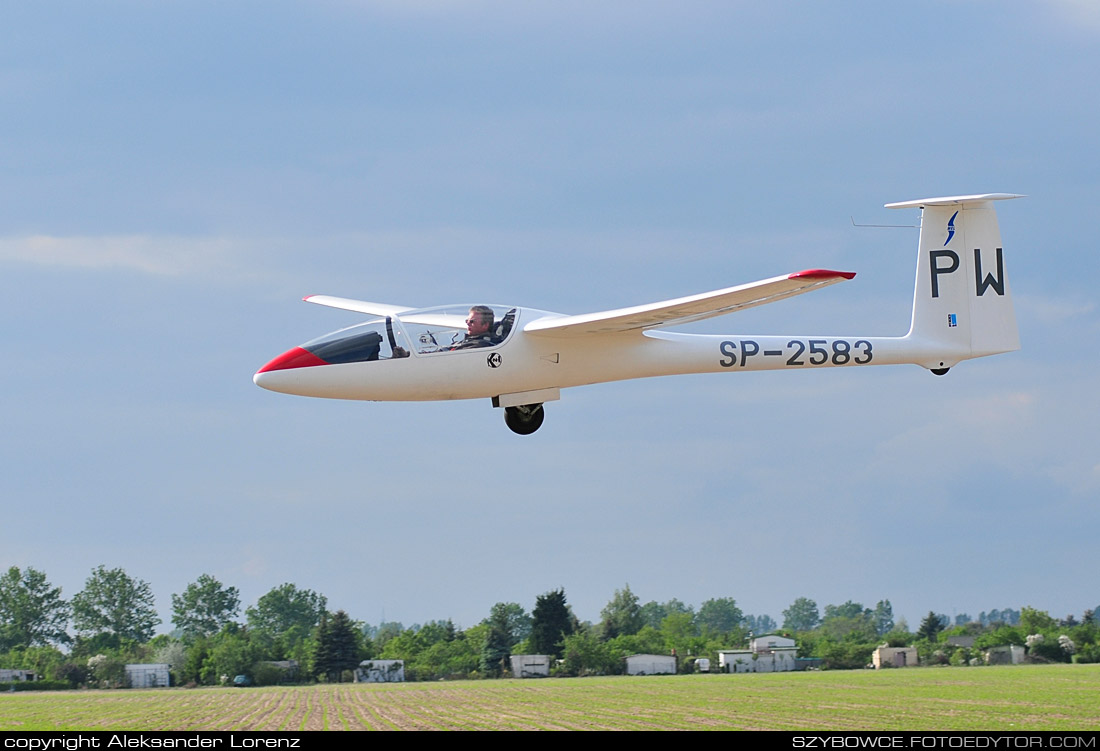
718 650 754 673
984 645 1025 665
752 649 797 673
125 663 170 688
0 669 36 682
356 659 405 683
509 654 550 678
625 653 676 676
872 646 918 668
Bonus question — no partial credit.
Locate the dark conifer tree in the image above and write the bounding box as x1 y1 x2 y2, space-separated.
530 588 574 659
313 610 360 682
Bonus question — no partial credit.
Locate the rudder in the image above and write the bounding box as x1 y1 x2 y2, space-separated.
886 193 1022 369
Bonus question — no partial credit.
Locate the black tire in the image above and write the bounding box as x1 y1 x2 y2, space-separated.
930 367 950 376
504 404 545 435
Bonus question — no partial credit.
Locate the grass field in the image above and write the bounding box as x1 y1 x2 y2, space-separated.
2 664 1098 731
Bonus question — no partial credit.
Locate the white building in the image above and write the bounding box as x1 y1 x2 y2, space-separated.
355 659 405 683
751 635 796 652
509 654 550 678
718 650 755 673
719 634 799 673
984 645 1025 665
125 663 170 688
872 646 918 668
0 669 36 682
625 654 677 675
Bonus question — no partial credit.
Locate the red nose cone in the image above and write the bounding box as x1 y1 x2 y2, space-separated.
257 347 329 373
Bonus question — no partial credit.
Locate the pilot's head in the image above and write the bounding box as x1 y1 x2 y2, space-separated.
467 306 493 336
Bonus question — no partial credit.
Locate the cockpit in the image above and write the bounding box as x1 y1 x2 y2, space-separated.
297 304 518 366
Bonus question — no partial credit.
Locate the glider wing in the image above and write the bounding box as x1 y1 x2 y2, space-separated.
303 295 414 318
524 269 855 337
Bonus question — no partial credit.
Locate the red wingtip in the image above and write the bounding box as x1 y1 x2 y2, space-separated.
789 269 856 281
257 347 328 373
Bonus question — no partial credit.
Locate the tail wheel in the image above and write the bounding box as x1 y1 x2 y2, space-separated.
504 404 545 435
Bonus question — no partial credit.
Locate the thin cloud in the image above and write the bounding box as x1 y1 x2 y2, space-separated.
0 234 242 276
1051 0 1100 31
1017 293 1096 325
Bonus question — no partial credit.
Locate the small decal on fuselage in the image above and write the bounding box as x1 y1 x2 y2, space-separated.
487 352 502 368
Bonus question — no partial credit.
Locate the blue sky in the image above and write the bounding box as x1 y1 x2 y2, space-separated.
3 1 1098 634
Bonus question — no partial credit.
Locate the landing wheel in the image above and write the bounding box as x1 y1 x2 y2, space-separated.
930 367 950 376
504 403 545 435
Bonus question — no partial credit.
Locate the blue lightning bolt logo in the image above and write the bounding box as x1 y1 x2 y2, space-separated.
944 210 958 246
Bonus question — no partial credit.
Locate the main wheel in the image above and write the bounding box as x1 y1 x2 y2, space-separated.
930 367 950 376
504 404 545 435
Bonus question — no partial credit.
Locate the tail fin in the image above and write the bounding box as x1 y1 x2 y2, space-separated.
886 193 1022 370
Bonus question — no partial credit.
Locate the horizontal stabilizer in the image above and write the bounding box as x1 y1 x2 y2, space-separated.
525 269 855 337
885 193 1024 210
303 295 413 318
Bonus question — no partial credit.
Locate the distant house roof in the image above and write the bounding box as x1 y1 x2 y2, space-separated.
750 635 796 652
945 636 976 648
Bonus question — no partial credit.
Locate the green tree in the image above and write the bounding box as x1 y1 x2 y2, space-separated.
246 583 326 658
916 611 945 641
0 566 70 650
1020 606 1057 636
71 566 159 647
600 584 643 640
366 621 404 650
401 625 480 681
530 588 574 659
481 602 531 646
824 600 867 620
872 600 895 637
480 614 511 677
561 629 617 676
205 623 262 684
313 610 361 682
86 653 126 688
783 597 821 632
171 574 241 640
640 599 693 630
744 614 778 635
697 597 743 635
479 603 528 677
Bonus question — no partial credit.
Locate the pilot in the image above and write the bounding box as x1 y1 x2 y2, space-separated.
451 305 496 350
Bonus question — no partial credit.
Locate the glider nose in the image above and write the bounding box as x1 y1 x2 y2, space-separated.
254 347 328 392
256 346 328 374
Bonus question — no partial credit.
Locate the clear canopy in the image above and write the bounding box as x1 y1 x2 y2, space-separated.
397 304 516 355
299 305 517 364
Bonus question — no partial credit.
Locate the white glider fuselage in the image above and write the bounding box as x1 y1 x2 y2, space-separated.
256 321 929 402
254 194 1021 434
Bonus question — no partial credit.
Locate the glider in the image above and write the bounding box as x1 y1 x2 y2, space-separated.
255 194 1021 434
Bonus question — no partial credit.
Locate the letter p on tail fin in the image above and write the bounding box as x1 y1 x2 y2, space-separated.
886 193 1023 370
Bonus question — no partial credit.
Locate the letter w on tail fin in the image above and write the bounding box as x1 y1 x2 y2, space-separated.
886 193 1022 369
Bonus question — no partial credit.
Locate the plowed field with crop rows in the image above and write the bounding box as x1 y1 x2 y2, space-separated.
2 665 1098 731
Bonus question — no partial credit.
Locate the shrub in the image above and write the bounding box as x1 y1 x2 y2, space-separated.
0 680 71 692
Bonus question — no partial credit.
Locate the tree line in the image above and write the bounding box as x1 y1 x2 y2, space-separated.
2 567 1097 688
